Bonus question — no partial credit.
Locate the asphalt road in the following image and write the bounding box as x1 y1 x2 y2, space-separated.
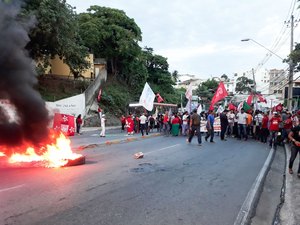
0 135 271 225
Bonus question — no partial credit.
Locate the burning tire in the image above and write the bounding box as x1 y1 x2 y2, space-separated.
64 155 86 167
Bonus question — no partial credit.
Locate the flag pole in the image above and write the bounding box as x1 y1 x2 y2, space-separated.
181 93 183 112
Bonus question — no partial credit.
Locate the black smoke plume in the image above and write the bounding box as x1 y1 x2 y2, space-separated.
0 0 50 153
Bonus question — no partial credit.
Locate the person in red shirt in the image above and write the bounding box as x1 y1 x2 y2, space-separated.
171 114 180 136
261 112 269 143
120 115 126 132
283 113 293 143
126 114 134 135
269 112 281 148
163 111 170 136
76 114 83 135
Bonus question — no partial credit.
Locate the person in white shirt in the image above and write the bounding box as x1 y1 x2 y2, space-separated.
227 110 235 136
181 111 189 136
236 108 248 140
139 113 148 136
100 114 106 137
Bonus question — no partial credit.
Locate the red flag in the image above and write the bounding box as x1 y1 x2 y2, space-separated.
275 103 283 112
247 94 253 105
156 93 164 103
209 82 228 110
258 94 267 103
52 113 75 136
97 89 102 102
228 103 237 111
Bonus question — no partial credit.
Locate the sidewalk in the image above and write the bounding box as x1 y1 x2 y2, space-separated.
70 126 161 150
279 144 300 225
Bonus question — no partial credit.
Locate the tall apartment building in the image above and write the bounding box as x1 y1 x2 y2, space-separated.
268 69 287 100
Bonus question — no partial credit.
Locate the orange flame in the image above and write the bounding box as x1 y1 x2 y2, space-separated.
0 132 82 168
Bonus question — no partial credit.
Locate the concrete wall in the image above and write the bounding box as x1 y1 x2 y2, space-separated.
84 67 107 113
50 54 95 79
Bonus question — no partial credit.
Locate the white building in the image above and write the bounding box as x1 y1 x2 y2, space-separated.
175 74 205 90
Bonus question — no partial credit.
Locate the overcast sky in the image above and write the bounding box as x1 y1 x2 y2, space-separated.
67 0 300 79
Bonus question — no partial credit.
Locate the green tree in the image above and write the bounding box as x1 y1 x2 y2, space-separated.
221 74 229 81
195 79 218 102
172 70 179 83
22 0 89 76
289 43 300 72
78 6 142 76
143 47 175 96
235 76 254 94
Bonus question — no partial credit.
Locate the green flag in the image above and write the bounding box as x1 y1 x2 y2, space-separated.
243 101 251 112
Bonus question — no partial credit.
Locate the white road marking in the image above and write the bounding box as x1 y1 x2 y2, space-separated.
144 144 180 155
0 184 25 193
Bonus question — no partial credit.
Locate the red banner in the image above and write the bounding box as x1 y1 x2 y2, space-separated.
156 93 164 103
97 89 102 102
228 103 237 111
258 94 267 103
53 113 75 136
247 94 253 105
209 82 228 110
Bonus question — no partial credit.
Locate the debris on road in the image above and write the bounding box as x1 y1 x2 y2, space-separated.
134 152 144 159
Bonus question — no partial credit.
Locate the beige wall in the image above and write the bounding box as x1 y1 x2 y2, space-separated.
50 54 95 79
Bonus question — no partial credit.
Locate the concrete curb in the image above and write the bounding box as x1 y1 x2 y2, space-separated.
278 144 296 225
74 133 162 151
234 147 275 225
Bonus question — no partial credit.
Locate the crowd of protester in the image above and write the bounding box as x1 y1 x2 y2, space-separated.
120 108 298 145
120 107 300 177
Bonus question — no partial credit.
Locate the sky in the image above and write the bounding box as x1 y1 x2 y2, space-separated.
66 0 300 80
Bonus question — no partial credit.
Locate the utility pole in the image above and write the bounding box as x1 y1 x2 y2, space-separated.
252 68 257 106
287 15 294 111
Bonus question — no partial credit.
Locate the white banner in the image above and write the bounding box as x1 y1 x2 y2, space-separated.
139 82 155 111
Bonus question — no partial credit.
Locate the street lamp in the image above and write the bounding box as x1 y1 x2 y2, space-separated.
241 38 293 110
241 38 284 61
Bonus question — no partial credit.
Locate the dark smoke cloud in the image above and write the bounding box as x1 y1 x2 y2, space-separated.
0 0 50 153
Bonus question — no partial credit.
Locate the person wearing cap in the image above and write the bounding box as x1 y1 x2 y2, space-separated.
288 115 300 177
269 111 281 148
100 114 106 137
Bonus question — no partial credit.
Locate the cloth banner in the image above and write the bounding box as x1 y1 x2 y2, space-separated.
247 94 253 105
186 99 191 114
156 93 164 103
258 94 267 103
197 104 202 115
200 117 221 132
139 82 155 111
209 82 228 110
97 89 102 102
237 102 243 112
243 101 252 112
216 105 224 114
185 83 193 100
228 103 237 111
53 113 75 136
274 103 283 112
